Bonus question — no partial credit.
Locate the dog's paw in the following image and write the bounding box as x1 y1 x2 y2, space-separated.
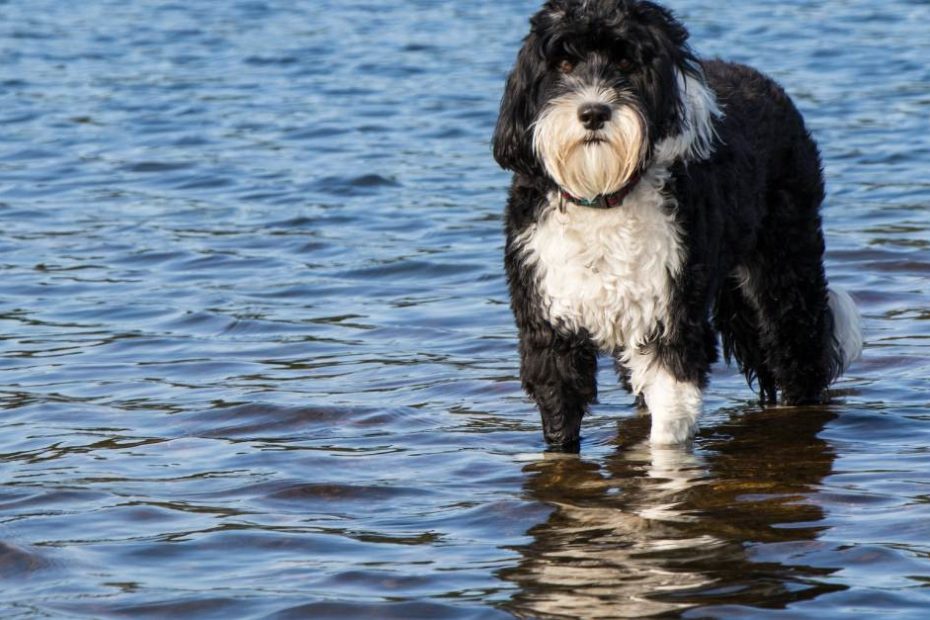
649 417 697 446
644 371 702 445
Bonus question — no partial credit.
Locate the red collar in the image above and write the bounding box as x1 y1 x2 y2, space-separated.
559 172 642 209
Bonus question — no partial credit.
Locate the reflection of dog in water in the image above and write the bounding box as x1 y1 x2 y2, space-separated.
500 408 844 617
493 0 862 449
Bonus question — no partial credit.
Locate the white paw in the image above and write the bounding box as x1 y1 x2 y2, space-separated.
644 370 703 446
650 416 697 445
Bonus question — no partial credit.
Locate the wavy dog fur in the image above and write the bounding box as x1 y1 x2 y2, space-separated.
493 0 862 449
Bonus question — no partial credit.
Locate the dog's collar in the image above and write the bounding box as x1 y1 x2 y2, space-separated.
559 172 642 210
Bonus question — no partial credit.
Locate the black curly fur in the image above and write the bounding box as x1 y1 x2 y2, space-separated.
494 0 845 449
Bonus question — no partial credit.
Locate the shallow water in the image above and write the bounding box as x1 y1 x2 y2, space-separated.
1 0 930 617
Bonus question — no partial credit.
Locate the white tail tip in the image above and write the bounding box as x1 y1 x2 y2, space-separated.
828 287 863 374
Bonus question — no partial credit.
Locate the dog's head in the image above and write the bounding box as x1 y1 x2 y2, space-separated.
493 0 718 199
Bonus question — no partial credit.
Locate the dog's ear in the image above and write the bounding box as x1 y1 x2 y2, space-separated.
635 2 690 48
493 35 546 176
629 2 696 140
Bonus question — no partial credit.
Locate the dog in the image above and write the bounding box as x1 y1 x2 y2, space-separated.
492 0 862 450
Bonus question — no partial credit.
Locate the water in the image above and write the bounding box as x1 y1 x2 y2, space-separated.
1 0 929 617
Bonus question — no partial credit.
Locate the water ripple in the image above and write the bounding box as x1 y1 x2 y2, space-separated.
1 0 930 617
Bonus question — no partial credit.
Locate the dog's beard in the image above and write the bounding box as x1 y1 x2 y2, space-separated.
533 85 646 200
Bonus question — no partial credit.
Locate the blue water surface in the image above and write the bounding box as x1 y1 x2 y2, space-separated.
2 0 930 618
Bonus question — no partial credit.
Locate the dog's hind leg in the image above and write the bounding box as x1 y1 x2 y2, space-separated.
739 189 860 404
519 326 598 451
715 273 777 403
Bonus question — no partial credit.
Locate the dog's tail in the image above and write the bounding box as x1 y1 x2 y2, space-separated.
827 287 863 380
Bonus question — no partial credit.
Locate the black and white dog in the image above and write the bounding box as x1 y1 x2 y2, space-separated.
493 0 862 449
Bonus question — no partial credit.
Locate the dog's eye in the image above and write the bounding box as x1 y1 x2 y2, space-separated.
558 59 575 74
617 58 633 71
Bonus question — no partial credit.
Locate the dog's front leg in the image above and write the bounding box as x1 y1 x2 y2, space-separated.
643 365 703 445
626 346 707 446
519 327 597 451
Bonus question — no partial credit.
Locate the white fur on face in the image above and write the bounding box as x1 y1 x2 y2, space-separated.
532 81 646 200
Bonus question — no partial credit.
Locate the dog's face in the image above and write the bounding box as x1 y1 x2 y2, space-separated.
493 0 703 198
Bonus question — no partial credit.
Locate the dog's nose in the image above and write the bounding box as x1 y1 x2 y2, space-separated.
578 103 612 130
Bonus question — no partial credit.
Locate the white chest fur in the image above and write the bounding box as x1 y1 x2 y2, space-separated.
516 175 684 353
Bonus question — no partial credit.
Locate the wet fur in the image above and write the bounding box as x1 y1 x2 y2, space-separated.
493 0 862 449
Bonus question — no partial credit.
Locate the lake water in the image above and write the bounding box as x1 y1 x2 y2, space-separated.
2 0 930 617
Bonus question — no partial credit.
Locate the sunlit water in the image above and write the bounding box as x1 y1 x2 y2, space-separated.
1 1 929 617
